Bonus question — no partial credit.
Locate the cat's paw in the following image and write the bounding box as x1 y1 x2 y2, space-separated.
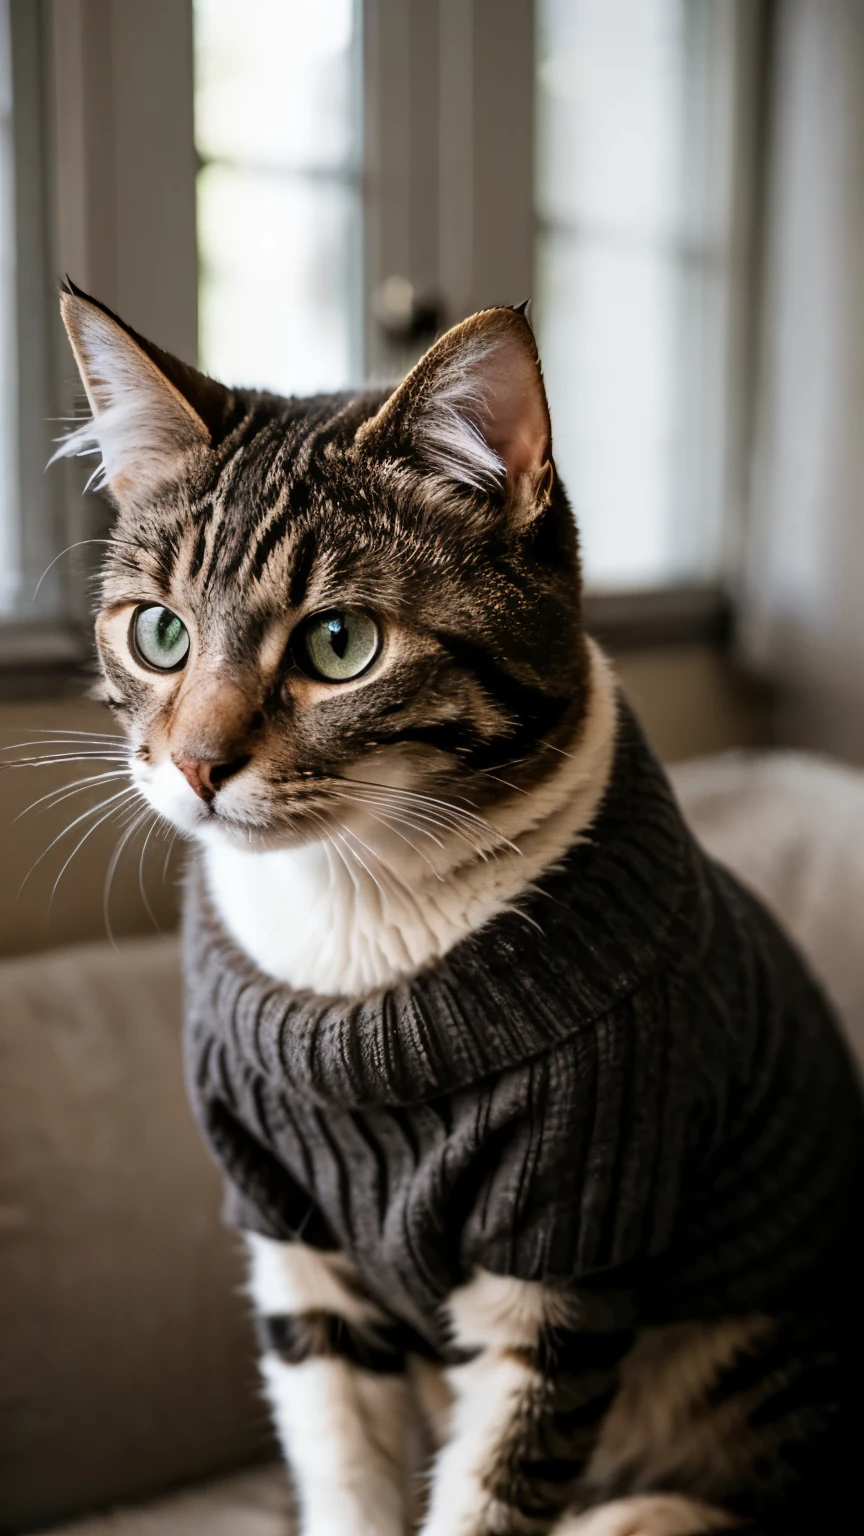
553 1495 732 1536
301 1518 402 1536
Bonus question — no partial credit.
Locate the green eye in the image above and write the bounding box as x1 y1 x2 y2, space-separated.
297 610 380 682
131 605 190 672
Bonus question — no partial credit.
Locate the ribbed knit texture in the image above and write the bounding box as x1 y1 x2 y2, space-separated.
183 701 864 1349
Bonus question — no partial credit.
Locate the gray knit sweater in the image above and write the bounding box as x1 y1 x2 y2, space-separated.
183 702 864 1352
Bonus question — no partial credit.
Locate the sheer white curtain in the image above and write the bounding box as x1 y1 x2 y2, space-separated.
742 0 864 759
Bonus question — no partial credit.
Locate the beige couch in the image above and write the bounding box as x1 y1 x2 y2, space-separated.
0 935 278 1534
3 751 863 1535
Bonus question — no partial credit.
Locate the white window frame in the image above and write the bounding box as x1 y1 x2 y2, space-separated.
1 0 199 694
364 0 766 628
1 0 767 699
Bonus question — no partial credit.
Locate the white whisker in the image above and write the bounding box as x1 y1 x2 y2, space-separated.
103 804 151 949
336 793 446 850
339 789 491 858
344 777 500 832
14 770 130 821
5 728 127 741
41 789 141 907
137 815 164 931
333 827 391 915
477 769 531 796
18 787 138 897
161 826 181 882
336 798 447 880
30 538 120 603
343 780 521 856
1 750 130 768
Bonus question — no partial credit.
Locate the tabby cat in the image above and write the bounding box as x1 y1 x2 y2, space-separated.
57 282 864 1536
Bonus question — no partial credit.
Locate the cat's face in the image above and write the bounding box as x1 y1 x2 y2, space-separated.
58 286 588 854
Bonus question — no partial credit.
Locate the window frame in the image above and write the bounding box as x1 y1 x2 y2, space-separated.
363 0 768 630
1 0 768 700
0 0 200 698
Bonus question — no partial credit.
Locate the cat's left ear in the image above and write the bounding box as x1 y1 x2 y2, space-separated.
356 306 553 521
55 280 230 503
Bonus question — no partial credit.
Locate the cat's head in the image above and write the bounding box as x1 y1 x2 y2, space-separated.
57 283 589 854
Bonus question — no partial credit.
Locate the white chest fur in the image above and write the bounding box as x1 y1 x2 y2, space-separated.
205 642 616 996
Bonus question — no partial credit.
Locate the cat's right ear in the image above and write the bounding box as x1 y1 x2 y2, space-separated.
55 281 230 502
355 305 553 523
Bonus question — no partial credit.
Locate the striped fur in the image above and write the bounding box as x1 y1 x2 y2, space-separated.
57 286 864 1536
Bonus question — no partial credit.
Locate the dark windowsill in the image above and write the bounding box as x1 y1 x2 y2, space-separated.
584 584 732 651
0 586 732 702
0 619 96 701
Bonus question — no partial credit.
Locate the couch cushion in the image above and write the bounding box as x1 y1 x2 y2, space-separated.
672 749 864 1070
36 1465 291 1536
0 936 272 1535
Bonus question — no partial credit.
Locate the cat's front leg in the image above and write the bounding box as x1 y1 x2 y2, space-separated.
420 1270 632 1536
247 1234 409 1536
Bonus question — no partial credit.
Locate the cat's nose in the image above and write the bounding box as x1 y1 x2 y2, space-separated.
169 672 259 801
174 755 249 803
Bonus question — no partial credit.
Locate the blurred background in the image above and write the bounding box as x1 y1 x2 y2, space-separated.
2 3 864 1532
5 0 862 954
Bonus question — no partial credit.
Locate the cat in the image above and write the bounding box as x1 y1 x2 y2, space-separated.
56 280 864 1536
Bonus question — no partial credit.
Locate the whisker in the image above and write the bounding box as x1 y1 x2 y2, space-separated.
18 787 137 898
30 533 145 603
336 793 447 849
345 787 483 835
481 755 530 774
31 538 121 603
336 798 446 880
344 771 482 814
334 827 393 913
338 820 434 906
48 790 143 909
161 826 181 882
337 792 490 864
1 749 129 768
137 815 164 932
344 777 500 833
1 740 128 754
476 769 531 796
103 803 151 950
14 770 130 821
343 781 521 856
6 728 127 740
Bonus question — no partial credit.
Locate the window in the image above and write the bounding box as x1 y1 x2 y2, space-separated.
0 0 71 640
0 0 758 683
1 0 19 613
194 0 364 396
193 0 750 596
536 0 743 590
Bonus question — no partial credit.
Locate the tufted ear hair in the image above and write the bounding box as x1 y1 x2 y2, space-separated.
356 306 553 515
54 280 230 502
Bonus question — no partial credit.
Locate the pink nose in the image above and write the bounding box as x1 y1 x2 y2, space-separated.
174 756 247 803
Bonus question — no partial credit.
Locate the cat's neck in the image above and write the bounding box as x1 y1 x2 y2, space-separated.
203 640 618 997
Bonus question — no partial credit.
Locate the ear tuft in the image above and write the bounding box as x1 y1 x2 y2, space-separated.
53 285 217 501
414 335 511 492
357 307 552 504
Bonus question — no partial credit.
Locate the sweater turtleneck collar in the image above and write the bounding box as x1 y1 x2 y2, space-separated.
182 698 709 1111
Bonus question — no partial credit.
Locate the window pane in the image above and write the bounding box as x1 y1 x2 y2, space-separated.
198 165 361 395
0 0 19 614
536 0 736 590
538 235 679 586
194 0 363 396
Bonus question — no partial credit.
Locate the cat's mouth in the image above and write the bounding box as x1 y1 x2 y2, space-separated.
133 756 345 851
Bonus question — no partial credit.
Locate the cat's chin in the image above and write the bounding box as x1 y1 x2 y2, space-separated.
134 759 325 854
193 814 326 855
